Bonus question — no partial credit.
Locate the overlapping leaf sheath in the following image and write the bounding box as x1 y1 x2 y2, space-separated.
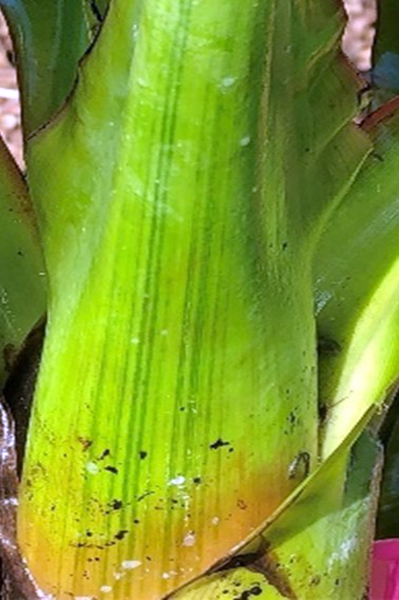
172 429 382 599
0 138 44 383
0 0 92 134
88 0 110 22
315 109 399 458
18 0 368 598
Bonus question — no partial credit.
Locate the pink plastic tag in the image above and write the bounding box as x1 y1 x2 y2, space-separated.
371 540 399 600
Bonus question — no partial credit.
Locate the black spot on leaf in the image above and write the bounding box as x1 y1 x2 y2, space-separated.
210 438 230 450
104 465 118 474
99 449 111 460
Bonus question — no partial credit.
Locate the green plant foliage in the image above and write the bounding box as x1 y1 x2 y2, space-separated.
0 0 92 134
15 0 372 597
370 0 399 108
373 0 399 90
0 139 45 385
172 568 282 599
173 423 381 599
258 433 381 599
315 108 399 458
90 0 110 20
83 0 110 36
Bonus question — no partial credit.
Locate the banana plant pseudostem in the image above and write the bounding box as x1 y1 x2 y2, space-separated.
0 0 398 598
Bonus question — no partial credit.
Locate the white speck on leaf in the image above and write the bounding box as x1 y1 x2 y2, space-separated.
122 560 142 570
240 136 251 147
86 462 99 475
168 475 186 486
183 532 196 547
220 77 237 89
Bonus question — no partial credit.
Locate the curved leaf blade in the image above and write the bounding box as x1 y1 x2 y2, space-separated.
315 106 399 457
173 418 381 599
0 0 91 134
0 138 45 384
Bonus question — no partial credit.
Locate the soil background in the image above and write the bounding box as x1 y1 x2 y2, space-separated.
0 15 22 167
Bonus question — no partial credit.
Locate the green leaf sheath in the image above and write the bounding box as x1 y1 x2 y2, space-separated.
83 0 110 38
315 110 399 458
19 0 368 598
0 139 45 384
0 0 91 135
173 422 382 599
86 0 110 21
172 568 283 599
255 433 382 600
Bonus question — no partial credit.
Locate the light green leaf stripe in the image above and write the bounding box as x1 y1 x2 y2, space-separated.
19 0 369 598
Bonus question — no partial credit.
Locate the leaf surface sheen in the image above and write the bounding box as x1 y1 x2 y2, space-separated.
315 109 399 457
0 0 92 134
19 0 369 598
172 430 381 599
0 139 45 384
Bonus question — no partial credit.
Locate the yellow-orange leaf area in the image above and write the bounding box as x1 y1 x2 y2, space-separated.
18 0 369 598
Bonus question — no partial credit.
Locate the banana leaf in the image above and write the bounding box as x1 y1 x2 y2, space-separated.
171 568 281 599
0 138 44 385
258 433 381 599
0 0 93 135
89 0 110 20
17 0 371 597
83 0 110 37
172 416 381 599
315 104 399 458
